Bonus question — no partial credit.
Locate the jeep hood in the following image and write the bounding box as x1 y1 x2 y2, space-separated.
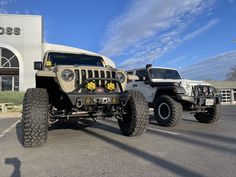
151 79 210 96
43 43 116 68
151 79 210 86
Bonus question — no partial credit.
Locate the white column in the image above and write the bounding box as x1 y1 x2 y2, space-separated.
0 48 2 91
231 90 234 104
12 76 15 91
0 47 2 66
0 77 2 91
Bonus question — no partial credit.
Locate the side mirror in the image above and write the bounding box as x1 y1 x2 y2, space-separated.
34 61 43 70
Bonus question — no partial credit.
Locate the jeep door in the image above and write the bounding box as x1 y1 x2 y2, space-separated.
129 69 153 103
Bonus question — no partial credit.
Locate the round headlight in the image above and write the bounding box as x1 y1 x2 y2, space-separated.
61 69 74 82
185 84 191 91
116 72 126 83
209 87 214 93
197 87 202 95
202 86 208 93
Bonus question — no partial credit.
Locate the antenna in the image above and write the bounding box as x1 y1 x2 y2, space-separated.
152 55 155 66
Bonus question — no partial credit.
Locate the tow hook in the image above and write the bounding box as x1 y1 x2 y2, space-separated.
121 100 126 106
76 99 83 108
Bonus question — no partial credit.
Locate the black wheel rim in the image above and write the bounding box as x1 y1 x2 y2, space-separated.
158 103 170 120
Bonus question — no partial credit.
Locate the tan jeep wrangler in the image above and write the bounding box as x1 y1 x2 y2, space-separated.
21 44 149 147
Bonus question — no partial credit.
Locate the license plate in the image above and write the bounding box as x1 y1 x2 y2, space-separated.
205 99 214 106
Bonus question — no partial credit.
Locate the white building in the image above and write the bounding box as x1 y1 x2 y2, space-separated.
0 14 43 91
208 81 236 105
0 14 114 92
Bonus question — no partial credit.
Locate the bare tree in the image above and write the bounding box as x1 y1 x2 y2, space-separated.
226 65 236 81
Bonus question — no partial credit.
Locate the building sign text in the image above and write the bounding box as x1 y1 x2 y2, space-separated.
0 27 21 35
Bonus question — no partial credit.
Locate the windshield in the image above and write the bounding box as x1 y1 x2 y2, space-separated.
47 52 104 67
150 68 181 79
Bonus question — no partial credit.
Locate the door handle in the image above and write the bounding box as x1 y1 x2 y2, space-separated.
133 84 138 87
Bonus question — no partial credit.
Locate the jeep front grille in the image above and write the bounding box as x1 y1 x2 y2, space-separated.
75 69 116 92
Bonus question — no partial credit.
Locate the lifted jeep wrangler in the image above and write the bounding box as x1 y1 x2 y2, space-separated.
127 64 222 127
22 46 148 147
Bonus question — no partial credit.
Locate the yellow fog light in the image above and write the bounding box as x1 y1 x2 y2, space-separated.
85 81 96 91
106 82 115 91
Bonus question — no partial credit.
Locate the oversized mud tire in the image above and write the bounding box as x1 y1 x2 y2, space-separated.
22 88 49 147
154 95 183 127
194 104 221 123
118 90 149 136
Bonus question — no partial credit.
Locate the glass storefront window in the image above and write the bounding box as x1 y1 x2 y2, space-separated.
0 47 19 91
1 76 12 91
0 75 19 91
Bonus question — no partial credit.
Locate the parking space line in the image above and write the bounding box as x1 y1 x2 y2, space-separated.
0 120 20 138
148 127 179 135
103 118 180 135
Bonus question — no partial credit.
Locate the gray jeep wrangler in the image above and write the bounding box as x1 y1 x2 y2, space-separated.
127 64 222 127
22 49 148 147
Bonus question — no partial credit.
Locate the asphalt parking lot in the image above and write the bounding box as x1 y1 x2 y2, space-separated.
0 105 236 177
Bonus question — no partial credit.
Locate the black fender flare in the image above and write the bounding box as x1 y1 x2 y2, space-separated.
153 86 186 104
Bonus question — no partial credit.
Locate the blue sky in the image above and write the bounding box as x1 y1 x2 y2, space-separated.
1 0 236 80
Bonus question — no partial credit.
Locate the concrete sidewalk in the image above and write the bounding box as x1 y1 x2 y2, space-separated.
0 112 21 119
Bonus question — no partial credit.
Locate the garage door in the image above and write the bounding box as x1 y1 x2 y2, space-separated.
220 89 231 104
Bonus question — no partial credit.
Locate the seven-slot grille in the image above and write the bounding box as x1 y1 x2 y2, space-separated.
75 69 116 88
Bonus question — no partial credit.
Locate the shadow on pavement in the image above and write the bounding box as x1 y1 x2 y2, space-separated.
147 128 236 155
5 157 21 177
81 128 205 177
150 114 199 125
49 118 122 135
185 131 236 144
15 117 205 176
105 118 236 155
181 118 198 123
15 122 23 147
15 118 122 147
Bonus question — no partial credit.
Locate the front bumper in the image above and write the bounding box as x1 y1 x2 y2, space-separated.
67 91 131 106
176 94 222 106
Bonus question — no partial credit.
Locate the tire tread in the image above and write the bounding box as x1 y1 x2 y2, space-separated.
119 90 149 136
22 88 49 147
194 104 221 123
154 95 183 127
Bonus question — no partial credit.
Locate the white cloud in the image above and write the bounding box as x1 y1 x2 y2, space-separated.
0 1 31 14
0 0 11 6
100 0 216 69
180 50 236 80
164 54 190 65
183 19 219 41
0 0 13 14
